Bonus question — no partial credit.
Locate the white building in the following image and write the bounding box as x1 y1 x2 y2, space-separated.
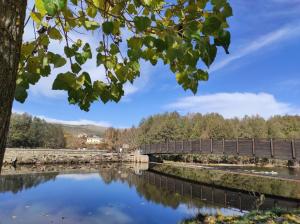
86 136 104 144
77 133 88 138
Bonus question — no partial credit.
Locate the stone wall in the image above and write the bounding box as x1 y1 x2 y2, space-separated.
3 148 149 165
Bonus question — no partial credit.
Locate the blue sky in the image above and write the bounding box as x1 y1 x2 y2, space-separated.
13 0 300 128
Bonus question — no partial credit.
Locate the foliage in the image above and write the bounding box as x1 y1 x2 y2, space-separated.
104 127 120 150
17 0 232 110
181 209 300 224
7 113 65 148
110 113 300 149
104 126 140 150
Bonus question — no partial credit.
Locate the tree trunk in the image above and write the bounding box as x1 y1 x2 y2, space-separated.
0 0 27 172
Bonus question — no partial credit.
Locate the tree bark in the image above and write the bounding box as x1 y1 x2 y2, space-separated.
0 0 27 172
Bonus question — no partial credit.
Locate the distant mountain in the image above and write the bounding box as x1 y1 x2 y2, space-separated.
58 124 107 137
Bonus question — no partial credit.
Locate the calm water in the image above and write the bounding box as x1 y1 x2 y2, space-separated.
0 163 299 224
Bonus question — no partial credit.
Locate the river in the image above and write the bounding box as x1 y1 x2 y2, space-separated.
0 163 299 224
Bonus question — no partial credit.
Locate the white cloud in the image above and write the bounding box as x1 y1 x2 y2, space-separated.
36 115 111 127
210 24 300 72
166 92 300 119
12 110 111 126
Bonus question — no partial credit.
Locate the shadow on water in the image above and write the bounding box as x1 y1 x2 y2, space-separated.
0 163 299 223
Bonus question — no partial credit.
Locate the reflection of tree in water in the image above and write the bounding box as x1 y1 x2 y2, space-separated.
132 180 182 209
0 173 58 194
98 164 131 185
1 164 296 213
97 165 198 209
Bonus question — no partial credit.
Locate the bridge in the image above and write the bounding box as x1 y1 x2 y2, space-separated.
140 138 300 161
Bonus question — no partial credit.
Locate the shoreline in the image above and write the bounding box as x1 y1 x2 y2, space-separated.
3 148 149 165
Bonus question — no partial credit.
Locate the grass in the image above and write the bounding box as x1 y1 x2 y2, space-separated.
181 209 300 224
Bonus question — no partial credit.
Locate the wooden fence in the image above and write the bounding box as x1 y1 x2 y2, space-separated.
140 139 300 160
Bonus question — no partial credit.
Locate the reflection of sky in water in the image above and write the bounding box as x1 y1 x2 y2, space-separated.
0 173 203 224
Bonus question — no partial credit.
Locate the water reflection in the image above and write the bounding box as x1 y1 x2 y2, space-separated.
0 163 299 224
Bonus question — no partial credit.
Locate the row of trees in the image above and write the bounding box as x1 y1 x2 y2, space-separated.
105 112 300 149
7 113 65 148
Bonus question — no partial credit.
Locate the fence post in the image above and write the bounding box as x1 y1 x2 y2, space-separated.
199 138 202 153
210 138 213 153
166 140 169 153
291 139 296 159
160 141 162 153
174 140 176 153
270 138 274 158
236 138 239 155
190 140 192 152
181 140 184 154
252 138 255 156
222 138 225 154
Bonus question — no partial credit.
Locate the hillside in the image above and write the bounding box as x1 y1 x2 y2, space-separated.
58 124 107 137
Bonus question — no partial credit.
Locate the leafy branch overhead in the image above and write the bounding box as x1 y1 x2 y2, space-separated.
17 0 232 111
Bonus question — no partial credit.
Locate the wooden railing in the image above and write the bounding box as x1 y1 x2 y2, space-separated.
140 139 300 160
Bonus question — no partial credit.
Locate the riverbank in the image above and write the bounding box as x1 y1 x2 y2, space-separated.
149 162 300 200
3 148 149 165
150 153 300 167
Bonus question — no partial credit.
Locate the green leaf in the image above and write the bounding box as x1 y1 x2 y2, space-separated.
201 43 217 67
26 72 41 84
30 12 42 24
71 63 81 73
93 80 110 103
102 21 114 34
133 16 151 32
52 72 75 90
96 53 104 66
214 30 230 54
127 37 143 49
154 39 167 52
87 6 97 18
42 0 66 16
54 57 66 67
211 0 226 9
202 16 221 34
127 4 137 14
84 20 100 30
110 44 119 55
223 3 233 17
74 44 91 65
196 69 209 81
92 0 104 8
77 72 92 87
35 0 47 16
49 53 67 67
48 27 62 40
64 46 76 57
75 53 85 65
176 72 186 84
21 42 35 56
15 85 28 103
82 43 92 59
141 0 152 6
